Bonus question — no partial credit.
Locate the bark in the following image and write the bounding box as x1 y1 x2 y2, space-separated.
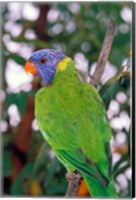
65 172 82 197
90 20 116 86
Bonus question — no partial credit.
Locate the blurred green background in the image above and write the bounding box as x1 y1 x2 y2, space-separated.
1 2 132 197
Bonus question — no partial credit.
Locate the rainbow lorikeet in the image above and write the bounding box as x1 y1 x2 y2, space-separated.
24 49 117 197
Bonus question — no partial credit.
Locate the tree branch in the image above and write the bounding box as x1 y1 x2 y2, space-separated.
36 4 50 41
65 172 82 197
90 20 116 86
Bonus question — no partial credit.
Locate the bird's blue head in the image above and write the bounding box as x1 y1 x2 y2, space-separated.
24 49 66 85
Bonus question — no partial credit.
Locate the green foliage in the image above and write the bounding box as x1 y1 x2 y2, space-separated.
11 162 34 195
10 54 26 66
2 1 131 197
99 70 130 109
113 153 130 178
3 150 12 177
6 92 28 116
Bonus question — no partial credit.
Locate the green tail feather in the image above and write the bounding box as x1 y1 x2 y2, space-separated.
57 150 118 197
83 174 118 198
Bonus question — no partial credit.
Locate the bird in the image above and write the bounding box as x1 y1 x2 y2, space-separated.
24 49 117 197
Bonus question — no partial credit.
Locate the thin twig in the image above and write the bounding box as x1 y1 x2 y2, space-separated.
65 172 82 197
90 20 116 86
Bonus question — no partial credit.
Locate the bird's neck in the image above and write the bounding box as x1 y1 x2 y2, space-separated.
53 57 78 85
56 57 73 72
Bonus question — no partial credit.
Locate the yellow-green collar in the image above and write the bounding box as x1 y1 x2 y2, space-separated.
56 57 72 72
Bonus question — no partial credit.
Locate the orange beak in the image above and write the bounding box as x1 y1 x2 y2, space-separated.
24 61 37 75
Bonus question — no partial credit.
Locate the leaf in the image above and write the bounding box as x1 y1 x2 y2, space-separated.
114 162 130 179
113 152 129 175
6 92 28 116
30 142 48 181
12 36 50 49
10 54 26 66
99 70 131 109
45 157 60 185
125 178 131 197
99 76 121 109
3 133 11 146
11 162 34 195
16 92 28 115
3 150 12 177
46 180 67 195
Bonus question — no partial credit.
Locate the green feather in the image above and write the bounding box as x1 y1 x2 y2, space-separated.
35 60 117 197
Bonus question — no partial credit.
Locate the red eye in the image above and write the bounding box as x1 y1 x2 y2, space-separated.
40 58 47 64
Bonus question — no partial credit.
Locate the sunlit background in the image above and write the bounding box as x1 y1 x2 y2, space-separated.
1 2 132 197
